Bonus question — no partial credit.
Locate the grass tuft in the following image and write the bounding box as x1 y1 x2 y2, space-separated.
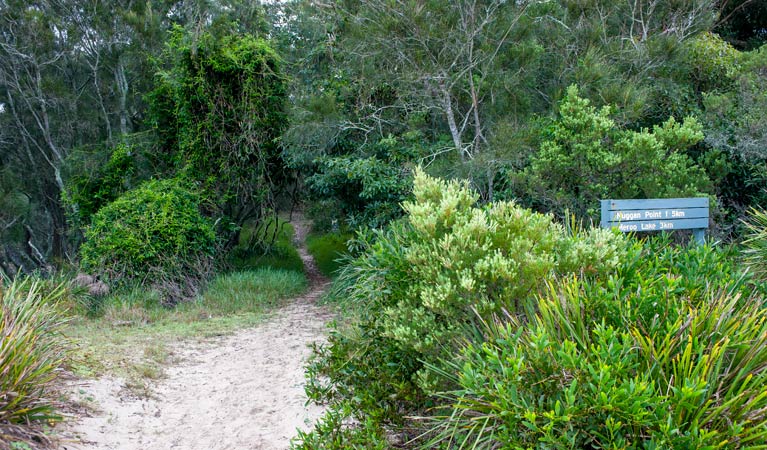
0 276 69 445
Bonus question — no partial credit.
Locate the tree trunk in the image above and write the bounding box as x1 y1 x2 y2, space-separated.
115 54 131 135
440 82 465 161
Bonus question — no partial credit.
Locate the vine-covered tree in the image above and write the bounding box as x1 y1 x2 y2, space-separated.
149 26 289 247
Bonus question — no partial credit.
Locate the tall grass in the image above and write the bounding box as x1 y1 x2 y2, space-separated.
743 207 767 281
195 269 308 315
1 277 69 443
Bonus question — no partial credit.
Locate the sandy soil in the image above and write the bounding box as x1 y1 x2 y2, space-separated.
58 217 331 450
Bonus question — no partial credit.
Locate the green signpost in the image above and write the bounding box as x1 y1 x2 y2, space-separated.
600 198 709 244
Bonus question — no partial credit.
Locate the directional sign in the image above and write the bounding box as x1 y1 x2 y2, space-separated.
600 198 710 244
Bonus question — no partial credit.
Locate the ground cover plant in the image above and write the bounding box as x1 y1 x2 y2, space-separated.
305 231 352 277
0 277 70 448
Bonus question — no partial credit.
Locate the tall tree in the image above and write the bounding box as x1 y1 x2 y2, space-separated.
149 27 289 247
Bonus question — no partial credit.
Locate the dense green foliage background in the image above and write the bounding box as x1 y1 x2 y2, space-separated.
0 0 764 274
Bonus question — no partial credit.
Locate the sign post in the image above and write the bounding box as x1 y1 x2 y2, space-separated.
600 198 709 244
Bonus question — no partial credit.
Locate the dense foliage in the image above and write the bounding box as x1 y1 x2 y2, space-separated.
65 143 139 228
305 136 417 230
79 178 216 295
150 27 289 246
426 239 767 448
299 173 767 448
519 86 711 220
300 171 626 444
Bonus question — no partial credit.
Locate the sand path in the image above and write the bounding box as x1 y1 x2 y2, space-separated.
59 217 330 450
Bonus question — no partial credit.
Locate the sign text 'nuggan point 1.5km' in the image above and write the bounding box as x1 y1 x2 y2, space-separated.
600 198 709 244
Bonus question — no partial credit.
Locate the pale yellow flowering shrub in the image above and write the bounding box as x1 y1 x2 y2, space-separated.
381 168 625 367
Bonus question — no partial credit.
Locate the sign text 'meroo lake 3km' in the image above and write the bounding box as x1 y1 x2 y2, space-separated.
600 198 710 244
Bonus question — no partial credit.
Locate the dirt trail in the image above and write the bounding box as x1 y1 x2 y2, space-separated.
59 217 331 450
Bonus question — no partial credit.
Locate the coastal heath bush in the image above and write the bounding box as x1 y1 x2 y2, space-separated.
303 169 626 435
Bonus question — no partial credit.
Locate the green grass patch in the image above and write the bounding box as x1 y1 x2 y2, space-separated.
228 217 304 273
306 232 353 277
65 268 307 391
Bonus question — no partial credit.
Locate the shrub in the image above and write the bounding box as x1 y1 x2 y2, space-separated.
79 178 217 298
424 239 767 449
306 136 416 230
521 85 710 220
684 32 741 94
300 169 626 443
0 277 68 444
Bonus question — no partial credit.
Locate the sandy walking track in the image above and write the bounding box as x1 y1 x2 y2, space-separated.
60 218 331 450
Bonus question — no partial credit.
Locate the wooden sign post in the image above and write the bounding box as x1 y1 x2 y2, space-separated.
600 198 709 244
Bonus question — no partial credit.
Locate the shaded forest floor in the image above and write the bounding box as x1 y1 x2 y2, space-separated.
56 217 331 450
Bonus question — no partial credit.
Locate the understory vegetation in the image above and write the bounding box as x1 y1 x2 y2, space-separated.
305 232 353 277
295 173 767 449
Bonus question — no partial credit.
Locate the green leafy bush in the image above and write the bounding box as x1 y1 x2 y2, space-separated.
306 136 416 230
684 32 741 94
292 402 390 450
79 178 217 294
521 85 711 220
301 169 626 443
0 277 68 443
425 239 767 449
